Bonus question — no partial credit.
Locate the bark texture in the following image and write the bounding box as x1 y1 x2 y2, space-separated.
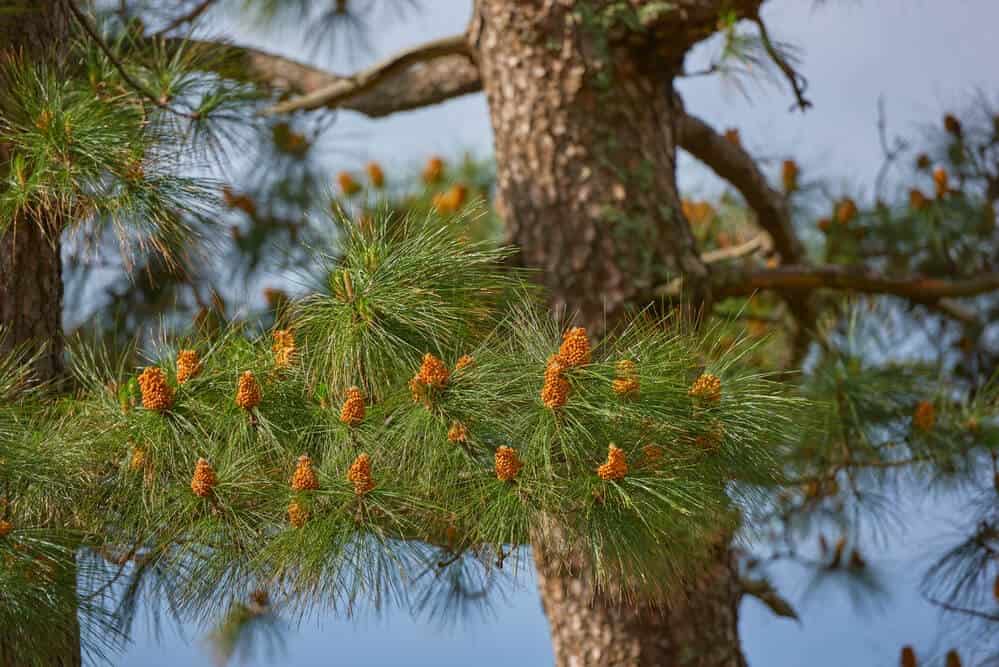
0 0 68 382
475 0 709 330
534 542 746 667
0 4 79 667
474 1 744 664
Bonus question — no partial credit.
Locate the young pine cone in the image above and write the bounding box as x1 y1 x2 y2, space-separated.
339 387 365 427
558 327 591 367
0 520 11 538
175 349 201 384
272 329 296 368
541 356 570 409
347 453 374 495
414 353 450 389
190 458 217 498
235 371 262 410
689 373 722 403
288 500 309 528
597 444 628 481
913 400 936 433
454 354 474 372
290 454 319 491
138 367 173 411
447 421 468 444
612 359 639 398
494 446 523 482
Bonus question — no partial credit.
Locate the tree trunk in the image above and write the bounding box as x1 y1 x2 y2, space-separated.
0 4 78 666
474 2 743 664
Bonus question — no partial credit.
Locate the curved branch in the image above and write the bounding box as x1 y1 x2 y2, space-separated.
676 107 804 264
749 11 811 112
714 265 999 302
264 34 475 115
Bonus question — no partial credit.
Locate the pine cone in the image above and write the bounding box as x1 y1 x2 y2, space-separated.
689 373 722 403
339 387 365 426
447 421 468 443
597 444 628 481
913 401 935 432
347 453 374 495
494 446 523 482
288 500 309 528
176 349 201 384
272 329 296 368
138 367 173 411
558 327 591 367
291 454 319 491
191 458 217 498
235 371 262 410
414 353 449 388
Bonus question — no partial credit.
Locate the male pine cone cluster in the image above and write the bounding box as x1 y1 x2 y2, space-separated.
447 420 468 444
494 446 523 482
339 387 365 426
291 454 319 491
612 359 640 398
138 367 173 411
272 329 296 368
347 453 374 495
689 372 722 403
288 500 309 528
541 327 593 409
176 350 201 384
191 458 217 497
597 444 628 481
913 400 936 432
235 371 262 409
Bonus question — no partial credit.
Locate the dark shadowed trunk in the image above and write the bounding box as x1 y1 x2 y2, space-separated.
0 3 79 666
475 1 743 664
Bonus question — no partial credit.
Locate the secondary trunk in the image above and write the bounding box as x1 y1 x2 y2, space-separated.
474 2 742 664
1 4 78 666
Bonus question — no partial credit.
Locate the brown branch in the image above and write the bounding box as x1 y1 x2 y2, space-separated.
750 11 811 112
152 36 481 118
153 0 219 37
264 34 475 115
675 107 804 264
714 265 999 302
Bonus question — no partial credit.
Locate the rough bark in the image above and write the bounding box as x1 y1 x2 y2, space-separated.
475 0 709 330
474 1 743 664
0 4 79 667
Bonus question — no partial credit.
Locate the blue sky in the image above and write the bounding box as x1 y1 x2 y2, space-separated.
111 1 999 665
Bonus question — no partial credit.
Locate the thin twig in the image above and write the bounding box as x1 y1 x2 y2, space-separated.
751 12 811 112
64 0 201 120
153 0 219 37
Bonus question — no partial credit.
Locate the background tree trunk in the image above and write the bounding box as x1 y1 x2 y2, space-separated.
1 4 79 666
475 2 742 664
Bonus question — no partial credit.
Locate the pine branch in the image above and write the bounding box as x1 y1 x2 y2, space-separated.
749 10 811 112
713 265 999 301
264 34 475 115
153 0 220 37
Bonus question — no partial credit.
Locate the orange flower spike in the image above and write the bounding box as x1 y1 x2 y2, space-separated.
558 327 591 367
494 446 523 482
541 356 570 409
339 387 365 427
137 367 173 411
365 161 385 189
338 171 361 197
347 453 375 495
287 500 309 528
176 349 201 384
913 400 936 432
933 167 949 198
291 454 319 491
0 520 12 538
447 421 468 444
689 373 722 403
454 354 474 372
781 159 799 193
597 444 628 481
272 329 296 368
422 156 445 185
415 353 450 388
190 458 217 498
235 371 262 410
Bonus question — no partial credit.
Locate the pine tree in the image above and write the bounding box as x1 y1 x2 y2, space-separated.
2 2 999 666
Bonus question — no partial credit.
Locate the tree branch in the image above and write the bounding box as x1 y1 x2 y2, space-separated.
675 106 804 264
714 265 999 302
153 0 219 37
749 10 811 112
264 34 475 115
